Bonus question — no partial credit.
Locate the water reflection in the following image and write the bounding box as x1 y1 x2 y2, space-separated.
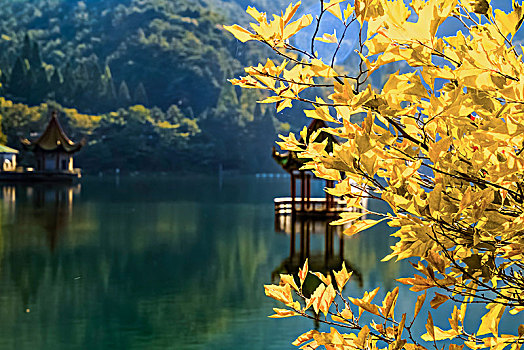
0 177 494 350
1 184 80 250
0 184 81 308
272 216 364 288
0 177 301 350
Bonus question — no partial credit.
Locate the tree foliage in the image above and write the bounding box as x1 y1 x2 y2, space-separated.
228 0 524 349
0 0 289 172
0 98 204 173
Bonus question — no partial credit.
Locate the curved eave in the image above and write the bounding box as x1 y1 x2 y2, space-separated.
22 139 83 154
272 147 304 173
0 145 19 154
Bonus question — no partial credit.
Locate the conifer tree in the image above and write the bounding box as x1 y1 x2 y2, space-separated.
8 57 27 100
133 82 149 106
48 67 63 100
29 41 43 68
118 80 132 107
21 34 31 61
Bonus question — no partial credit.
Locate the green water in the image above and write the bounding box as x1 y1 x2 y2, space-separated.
0 176 497 349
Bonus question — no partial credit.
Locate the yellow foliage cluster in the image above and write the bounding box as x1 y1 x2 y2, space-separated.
227 0 524 349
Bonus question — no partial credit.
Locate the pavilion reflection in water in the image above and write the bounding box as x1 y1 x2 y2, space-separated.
272 215 363 289
0 183 80 307
0 183 80 251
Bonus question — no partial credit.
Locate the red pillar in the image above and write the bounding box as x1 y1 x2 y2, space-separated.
306 173 311 210
300 171 306 212
290 215 296 258
290 172 296 214
339 231 345 259
325 180 333 211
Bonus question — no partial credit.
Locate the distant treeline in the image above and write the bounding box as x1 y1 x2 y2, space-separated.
0 98 280 174
0 0 302 173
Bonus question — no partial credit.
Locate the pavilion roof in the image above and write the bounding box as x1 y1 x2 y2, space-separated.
0 144 19 154
273 119 339 173
22 112 83 153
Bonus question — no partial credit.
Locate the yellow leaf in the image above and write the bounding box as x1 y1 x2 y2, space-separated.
343 4 354 21
421 311 460 341
355 325 370 348
413 291 427 321
223 24 255 42
397 313 406 341
304 104 337 123
324 0 344 21
333 262 352 291
510 306 524 315
298 258 308 286
332 306 353 323
430 292 450 309
283 14 313 39
268 308 300 318
246 6 266 22
330 211 366 225
349 287 380 317
277 132 303 151
319 283 336 316
312 271 332 286
276 98 293 112
282 1 301 24
425 312 435 340
343 218 386 237
315 30 338 43
292 330 319 347
382 0 411 27
280 274 299 292
310 59 338 77
477 304 506 336
494 6 524 37
381 287 399 319
264 284 294 306
429 136 453 164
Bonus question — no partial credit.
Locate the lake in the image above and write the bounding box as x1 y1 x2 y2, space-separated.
0 176 503 349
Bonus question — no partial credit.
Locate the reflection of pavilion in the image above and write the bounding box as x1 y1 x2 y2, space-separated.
0 183 80 307
272 216 363 289
0 183 80 251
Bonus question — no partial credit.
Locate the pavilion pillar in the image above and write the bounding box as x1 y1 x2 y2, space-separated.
306 173 311 210
300 219 306 261
324 222 330 265
339 231 345 259
290 172 296 214
325 180 333 211
305 219 311 257
290 215 296 258
300 171 306 212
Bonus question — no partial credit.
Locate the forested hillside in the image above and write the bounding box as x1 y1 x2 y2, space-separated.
0 0 294 173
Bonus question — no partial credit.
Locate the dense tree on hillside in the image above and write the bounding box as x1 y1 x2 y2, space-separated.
0 98 205 173
0 0 290 172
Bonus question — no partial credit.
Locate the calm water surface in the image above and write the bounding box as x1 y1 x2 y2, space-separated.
0 176 504 349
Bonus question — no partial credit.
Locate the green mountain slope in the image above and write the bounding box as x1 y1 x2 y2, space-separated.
0 0 289 173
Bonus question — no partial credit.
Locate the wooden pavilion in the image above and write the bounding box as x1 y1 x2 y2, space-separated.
22 111 84 174
272 119 346 217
